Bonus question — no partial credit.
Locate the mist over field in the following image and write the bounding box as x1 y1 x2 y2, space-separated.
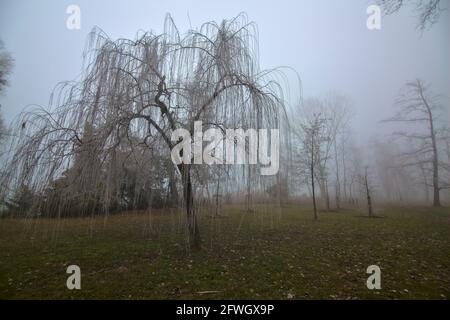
0 0 448 302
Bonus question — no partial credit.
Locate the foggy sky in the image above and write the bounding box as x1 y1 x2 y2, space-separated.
0 0 449 145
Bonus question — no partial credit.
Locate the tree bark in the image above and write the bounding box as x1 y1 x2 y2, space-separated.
167 162 179 207
178 164 201 250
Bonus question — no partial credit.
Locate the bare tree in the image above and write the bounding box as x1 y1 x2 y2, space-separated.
0 15 287 250
295 112 328 220
297 98 332 211
326 94 352 210
372 139 413 203
378 0 445 31
383 79 447 207
296 94 352 211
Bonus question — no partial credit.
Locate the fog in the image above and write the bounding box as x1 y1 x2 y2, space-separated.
1 0 449 145
0 1 449 211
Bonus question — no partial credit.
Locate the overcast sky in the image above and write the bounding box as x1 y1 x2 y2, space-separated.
0 0 448 144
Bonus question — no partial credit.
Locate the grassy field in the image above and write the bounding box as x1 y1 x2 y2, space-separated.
0 205 449 300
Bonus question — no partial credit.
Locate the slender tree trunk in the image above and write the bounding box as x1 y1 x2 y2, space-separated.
311 136 317 220
324 179 330 211
364 171 373 218
431 129 441 207
428 112 440 206
334 142 341 210
276 172 282 208
178 164 201 250
215 171 221 217
342 141 348 203
311 163 317 220
335 181 340 209
348 178 354 205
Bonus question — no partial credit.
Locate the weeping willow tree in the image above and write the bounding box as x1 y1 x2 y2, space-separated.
0 14 289 249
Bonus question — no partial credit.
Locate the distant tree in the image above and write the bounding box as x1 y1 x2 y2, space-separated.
293 94 352 212
265 176 289 206
294 112 329 220
383 79 448 207
372 139 421 203
326 94 352 210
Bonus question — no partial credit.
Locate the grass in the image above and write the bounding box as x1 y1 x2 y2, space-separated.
0 205 449 300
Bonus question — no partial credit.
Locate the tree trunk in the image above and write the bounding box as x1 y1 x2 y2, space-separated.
276 172 282 208
246 166 252 212
215 172 221 218
311 136 318 220
178 164 201 250
342 142 348 203
364 172 373 218
311 163 317 220
324 179 330 211
335 181 340 209
334 141 341 210
430 116 440 206
167 162 179 207
421 85 441 207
